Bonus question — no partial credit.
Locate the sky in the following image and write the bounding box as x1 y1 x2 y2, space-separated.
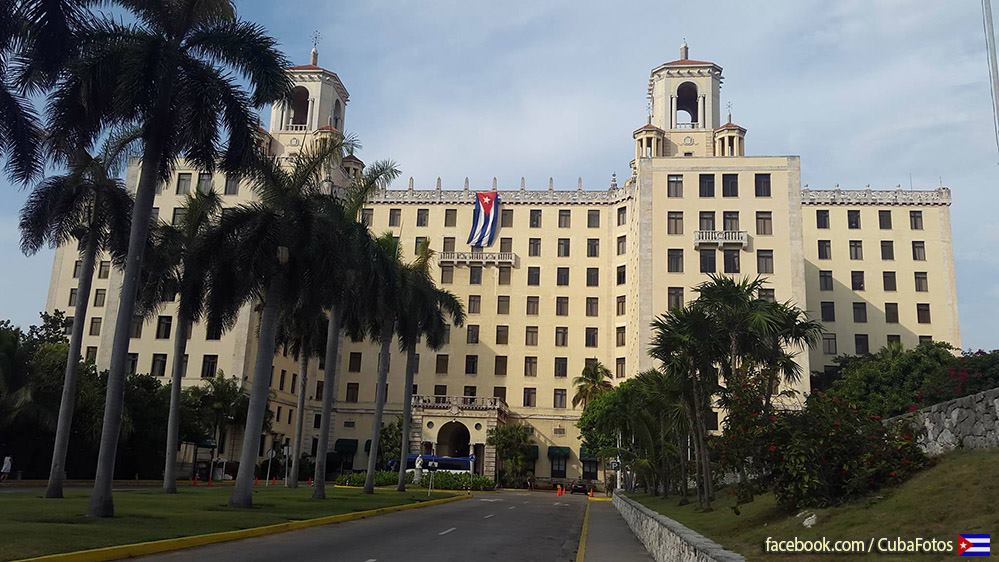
1 0 997 350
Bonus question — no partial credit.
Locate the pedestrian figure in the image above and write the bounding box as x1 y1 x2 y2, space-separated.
1 455 12 483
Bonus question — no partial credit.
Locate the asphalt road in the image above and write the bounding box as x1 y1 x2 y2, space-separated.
139 490 588 562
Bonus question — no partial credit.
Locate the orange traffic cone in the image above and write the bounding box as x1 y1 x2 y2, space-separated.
588 489 593 498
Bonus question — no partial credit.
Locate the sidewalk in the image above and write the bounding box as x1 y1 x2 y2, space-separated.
584 500 653 561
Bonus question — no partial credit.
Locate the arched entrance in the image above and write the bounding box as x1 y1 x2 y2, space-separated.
436 421 470 457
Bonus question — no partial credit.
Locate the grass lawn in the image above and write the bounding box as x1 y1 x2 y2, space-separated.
630 450 999 562
0 485 455 561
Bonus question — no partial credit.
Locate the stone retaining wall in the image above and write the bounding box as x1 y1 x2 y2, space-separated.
613 492 746 562
890 387 999 456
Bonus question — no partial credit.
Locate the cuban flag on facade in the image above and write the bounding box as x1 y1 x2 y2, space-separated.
958 534 990 557
466 191 500 247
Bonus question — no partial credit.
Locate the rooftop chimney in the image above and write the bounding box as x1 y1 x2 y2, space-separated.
680 40 689 60
310 47 318 66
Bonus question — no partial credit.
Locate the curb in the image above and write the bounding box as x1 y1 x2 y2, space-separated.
17 494 470 562
575 500 591 562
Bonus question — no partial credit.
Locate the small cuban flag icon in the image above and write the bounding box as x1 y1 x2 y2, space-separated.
958 534 990 557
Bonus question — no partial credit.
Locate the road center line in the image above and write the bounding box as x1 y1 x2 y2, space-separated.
508 505 516 510
483 514 495 519
364 559 376 562
439 527 457 536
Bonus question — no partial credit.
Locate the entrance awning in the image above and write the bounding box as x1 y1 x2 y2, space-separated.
525 445 539 460
547 446 571 459
334 439 357 454
580 447 598 461
364 439 372 453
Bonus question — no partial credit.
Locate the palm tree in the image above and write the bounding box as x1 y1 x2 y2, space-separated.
394 240 464 492
201 137 351 508
136 189 221 493
19 133 135 498
46 0 291 517
572 360 613 408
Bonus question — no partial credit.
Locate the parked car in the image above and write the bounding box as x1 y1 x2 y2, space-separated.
569 480 589 495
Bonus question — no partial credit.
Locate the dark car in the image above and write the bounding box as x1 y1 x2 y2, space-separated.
569 480 589 495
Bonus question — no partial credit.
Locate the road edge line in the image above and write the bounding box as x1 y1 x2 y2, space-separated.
575 499 591 562
16 494 470 562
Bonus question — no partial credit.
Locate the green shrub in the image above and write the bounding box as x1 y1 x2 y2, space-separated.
334 470 495 491
769 392 927 512
334 470 402 487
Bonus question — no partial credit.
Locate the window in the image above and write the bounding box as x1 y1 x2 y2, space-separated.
883 271 897 291
667 212 683 235
435 354 449 374
887 334 902 345
315 380 324 400
495 325 509 344
72 260 82 278
171 208 186 225
68 288 78 307
500 209 513 227
313 414 322 430
851 271 865 290
345 383 359 403
499 237 512 253
556 267 569 286
554 357 568 378
155 315 172 339
413 236 428 255
129 316 143 338
722 174 739 197
444 208 457 227
615 358 626 378
498 266 511 285
360 208 373 226
848 210 861 229
855 334 870 355
388 208 401 226
912 241 926 261
279 370 286 391
291 373 298 394
756 212 773 235
587 209 600 228
527 267 540 286
759 288 775 302
468 295 481 314
849 240 863 260
586 267 599 287
464 355 478 374
818 240 832 260
667 287 683 310
416 208 429 227
440 265 453 284
585 297 598 317
176 172 192 194
853 302 867 323
555 296 570 317
89 317 102 336
822 334 837 355
878 210 892 229
723 249 740 274
466 325 479 344
85 346 97 362
616 326 626 347
497 295 510 314
553 389 567 409
757 250 774 274
529 209 542 228
819 270 833 291
523 387 537 407
616 265 626 285
885 302 899 323
554 327 568 347
881 241 894 260
526 296 539 315
667 174 683 197
914 272 928 292
667 249 684 272
919 335 934 344
700 249 716 273
917 303 931 323
525 326 538 346
617 206 627 225
494 356 508 376
558 209 571 228
816 209 830 229
224 175 239 195
585 327 598 347
754 173 772 197
528 238 541 257
910 211 923 230
469 266 482 285
699 211 715 231
557 238 571 257
723 211 740 232
524 356 538 377
617 296 626 316
587 238 600 257
821 301 835 322
699 174 715 197
201 355 218 378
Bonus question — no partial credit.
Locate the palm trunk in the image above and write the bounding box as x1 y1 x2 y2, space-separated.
684 408 704 509
313 307 342 499
88 130 164 518
45 232 99 498
396 345 417 491
229 278 282 508
692 397 713 510
289 340 308 489
677 431 689 504
162 314 189 493
363 324 393 494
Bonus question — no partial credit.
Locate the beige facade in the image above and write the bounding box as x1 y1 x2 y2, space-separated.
43 44 961 484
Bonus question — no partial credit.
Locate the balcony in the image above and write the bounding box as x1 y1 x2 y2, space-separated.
437 251 517 266
413 394 509 413
694 230 748 248
281 123 308 132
